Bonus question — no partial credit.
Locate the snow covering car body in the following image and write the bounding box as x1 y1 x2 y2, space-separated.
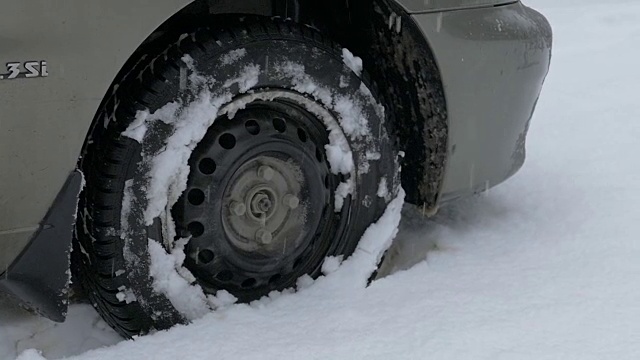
0 0 551 322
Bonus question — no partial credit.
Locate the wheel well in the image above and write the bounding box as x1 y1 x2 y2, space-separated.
86 0 447 209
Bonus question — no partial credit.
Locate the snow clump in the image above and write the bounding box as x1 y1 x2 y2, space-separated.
342 48 363 76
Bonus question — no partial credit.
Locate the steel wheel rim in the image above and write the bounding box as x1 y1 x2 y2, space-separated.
171 91 353 301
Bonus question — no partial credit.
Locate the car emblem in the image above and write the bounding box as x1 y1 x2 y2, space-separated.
0 61 48 80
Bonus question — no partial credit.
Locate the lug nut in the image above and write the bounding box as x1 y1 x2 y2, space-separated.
283 194 300 209
258 166 275 181
230 202 246 216
255 229 273 245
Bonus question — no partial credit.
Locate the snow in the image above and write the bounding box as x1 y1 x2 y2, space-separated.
334 179 354 211
0 300 120 359
5 1 640 358
341 48 363 76
273 59 383 209
219 48 247 66
321 255 344 275
332 94 370 139
387 13 402 34
275 60 373 141
273 59 379 180
324 137 354 175
180 55 212 89
120 113 149 143
377 177 389 200
222 64 261 92
115 287 136 305
275 62 334 106
118 179 134 245
133 90 231 227
217 88 356 181
120 58 241 319
146 239 210 320
11 189 405 360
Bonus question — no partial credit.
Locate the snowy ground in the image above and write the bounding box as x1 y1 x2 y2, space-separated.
3 0 640 358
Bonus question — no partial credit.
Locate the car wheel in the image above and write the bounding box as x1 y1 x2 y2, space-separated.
74 19 400 338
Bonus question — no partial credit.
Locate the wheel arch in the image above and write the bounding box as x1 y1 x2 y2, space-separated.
83 0 447 208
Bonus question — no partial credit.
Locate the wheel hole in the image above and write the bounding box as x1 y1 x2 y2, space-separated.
241 278 257 288
219 133 236 149
245 120 260 135
188 189 205 206
216 270 233 282
324 175 329 188
198 249 214 264
269 274 281 285
188 222 204 237
297 128 308 142
273 118 286 133
199 158 216 175
293 257 303 269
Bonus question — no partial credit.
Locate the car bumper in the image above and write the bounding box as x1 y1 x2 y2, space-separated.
412 2 552 202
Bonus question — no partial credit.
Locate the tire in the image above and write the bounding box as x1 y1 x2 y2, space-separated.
74 18 400 338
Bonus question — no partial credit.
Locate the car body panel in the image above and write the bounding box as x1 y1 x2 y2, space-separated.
0 0 192 273
413 2 552 201
0 0 551 320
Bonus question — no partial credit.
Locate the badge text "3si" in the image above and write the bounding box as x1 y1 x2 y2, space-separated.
0 61 48 80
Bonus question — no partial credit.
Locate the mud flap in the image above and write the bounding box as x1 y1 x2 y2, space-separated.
0 170 82 322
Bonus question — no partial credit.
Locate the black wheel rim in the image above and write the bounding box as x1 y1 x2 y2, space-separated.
172 92 351 302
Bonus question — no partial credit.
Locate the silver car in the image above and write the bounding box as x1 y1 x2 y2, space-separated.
0 0 551 337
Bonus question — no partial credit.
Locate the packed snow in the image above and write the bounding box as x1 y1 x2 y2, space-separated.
3 0 640 358
146 238 212 320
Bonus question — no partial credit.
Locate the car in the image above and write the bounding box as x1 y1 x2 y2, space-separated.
0 0 551 338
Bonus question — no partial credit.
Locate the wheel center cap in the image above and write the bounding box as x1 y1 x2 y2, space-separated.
245 187 278 222
251 192 273 215
221 156 308 253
